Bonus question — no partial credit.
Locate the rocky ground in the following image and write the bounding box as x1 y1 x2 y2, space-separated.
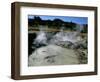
28 45 80 66
28 31 88 66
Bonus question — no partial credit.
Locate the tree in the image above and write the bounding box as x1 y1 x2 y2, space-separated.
64 21 76 31
52 19 63 29
33 16 42 27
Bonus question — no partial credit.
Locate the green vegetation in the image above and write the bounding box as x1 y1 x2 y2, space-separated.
28 16 88 33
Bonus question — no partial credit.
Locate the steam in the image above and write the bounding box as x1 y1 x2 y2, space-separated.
33 24 83 46
33 26 48 45
76 24 84 32
50 24 83 44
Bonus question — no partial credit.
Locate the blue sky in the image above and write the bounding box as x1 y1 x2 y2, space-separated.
28 15 88 24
